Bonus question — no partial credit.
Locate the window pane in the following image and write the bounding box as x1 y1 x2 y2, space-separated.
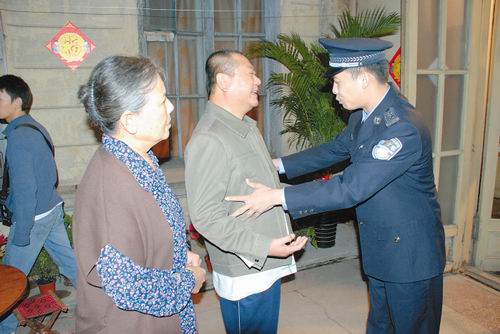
177 0 201 32
178 38 200 95
442 75 464 151
416 75 438 146
165 41 176 95
243 40 264 133
243 40 263 78
214 0 235 33
215 38 236 50
242 0 262 33
144 0 175 31
170 101 180 157
446 0 466 69
418 0 439 69
438 156 458 225
147 42 165 74
179 99 200 154
492 140 500 218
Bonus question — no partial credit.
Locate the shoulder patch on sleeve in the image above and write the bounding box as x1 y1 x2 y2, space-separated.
384 107 400 127
372 138 403 160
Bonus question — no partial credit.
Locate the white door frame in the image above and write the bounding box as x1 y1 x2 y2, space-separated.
473 0 500 271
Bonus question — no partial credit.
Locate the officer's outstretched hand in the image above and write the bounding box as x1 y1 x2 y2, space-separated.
268 234 308 257
225 179 282 218
272 158 281 171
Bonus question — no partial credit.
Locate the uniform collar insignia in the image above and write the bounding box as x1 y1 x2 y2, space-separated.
384 107 399 127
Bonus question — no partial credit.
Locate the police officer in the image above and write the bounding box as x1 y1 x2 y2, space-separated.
226 37 446 333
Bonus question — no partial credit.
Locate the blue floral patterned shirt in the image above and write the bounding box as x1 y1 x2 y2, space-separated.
96 134 197 333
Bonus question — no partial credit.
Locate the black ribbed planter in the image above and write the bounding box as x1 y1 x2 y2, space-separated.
294 211 339 248
314 213 338 248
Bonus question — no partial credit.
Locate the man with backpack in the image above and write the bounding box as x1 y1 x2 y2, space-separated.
0 74 76 334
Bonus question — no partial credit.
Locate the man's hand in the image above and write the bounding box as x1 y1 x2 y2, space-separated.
268 234 308 257
187 265 206 294
272 159 280 171
225 179 283 217
186 250 201 267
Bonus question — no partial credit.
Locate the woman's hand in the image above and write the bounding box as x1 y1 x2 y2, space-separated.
187 250 201 267
187 265 206 294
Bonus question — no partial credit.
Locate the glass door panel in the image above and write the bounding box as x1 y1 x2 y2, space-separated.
446 0 466 69
417 0 439 69
416 75 438 145
442 76 464 151
438 156 459 225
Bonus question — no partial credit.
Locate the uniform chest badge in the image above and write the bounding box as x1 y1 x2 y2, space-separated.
372 138 402 160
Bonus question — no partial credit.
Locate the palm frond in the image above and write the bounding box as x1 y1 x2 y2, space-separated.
329 7 400 38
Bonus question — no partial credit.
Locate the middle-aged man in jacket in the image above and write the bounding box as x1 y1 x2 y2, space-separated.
185 50 307 334
226 38 446 334
0 74 77 334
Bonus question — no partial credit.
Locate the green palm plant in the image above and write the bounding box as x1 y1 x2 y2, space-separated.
247 7 400 150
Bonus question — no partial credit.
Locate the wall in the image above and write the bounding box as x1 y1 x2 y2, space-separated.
0 0 140 186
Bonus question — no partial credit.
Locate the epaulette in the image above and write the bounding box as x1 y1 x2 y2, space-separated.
384 107 400 127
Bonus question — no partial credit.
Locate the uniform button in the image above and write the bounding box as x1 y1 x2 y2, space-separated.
255 259 259 263
358 221 363 225
394 236 400 243
359 145 364 149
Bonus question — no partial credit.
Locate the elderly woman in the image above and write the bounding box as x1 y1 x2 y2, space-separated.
74 56 205 334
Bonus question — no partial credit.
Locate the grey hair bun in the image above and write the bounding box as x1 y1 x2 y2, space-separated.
78 56 160 134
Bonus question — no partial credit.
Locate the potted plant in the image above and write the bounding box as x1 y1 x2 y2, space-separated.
29 247 59 294
248 7 400 248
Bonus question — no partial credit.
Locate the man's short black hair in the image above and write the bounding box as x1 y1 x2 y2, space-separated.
0 74 33 113
205 49 245 98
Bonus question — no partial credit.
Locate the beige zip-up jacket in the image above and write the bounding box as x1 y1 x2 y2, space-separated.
185 102 293 277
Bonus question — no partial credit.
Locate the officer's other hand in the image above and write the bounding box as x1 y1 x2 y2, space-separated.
272 158 280 171
187 265 206 294
186 250 202 267
268 234 308 257
225 179 282 218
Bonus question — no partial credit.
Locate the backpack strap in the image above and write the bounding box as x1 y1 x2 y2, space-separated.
1 123 56 196
13 123 54 156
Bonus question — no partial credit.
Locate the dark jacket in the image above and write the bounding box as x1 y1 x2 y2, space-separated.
283 85 445 283
4 114 62 246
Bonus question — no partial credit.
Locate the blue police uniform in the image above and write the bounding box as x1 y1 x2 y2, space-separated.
281 38 446 333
